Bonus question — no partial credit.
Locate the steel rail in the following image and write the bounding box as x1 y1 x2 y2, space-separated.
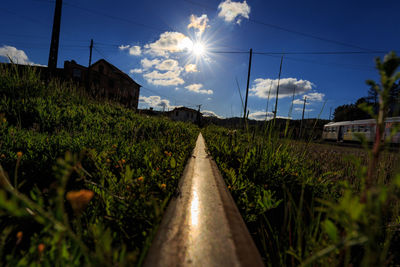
144 133 264 267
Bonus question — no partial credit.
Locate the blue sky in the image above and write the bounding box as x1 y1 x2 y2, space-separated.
1 0 399 119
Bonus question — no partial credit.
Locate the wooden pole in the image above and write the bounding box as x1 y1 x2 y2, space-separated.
48 0 63 74
273 55 284 120
299 97 307 138
88 39 93 68
243 48 253 123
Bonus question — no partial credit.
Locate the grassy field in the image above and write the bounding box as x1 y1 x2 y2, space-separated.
203 124 400 266
0 65 199 265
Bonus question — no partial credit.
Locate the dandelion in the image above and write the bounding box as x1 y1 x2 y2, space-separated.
160 183 166 189
137 176 144 182
106 158 111 163
17 151 23 158
16 231 23 245
66 189 94 215
121 159 126 164
38 243 45 254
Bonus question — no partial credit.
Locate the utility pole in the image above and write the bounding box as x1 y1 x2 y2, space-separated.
299 97 307 138
196 104 202 126
329 107 332 121
243 48 253 124
48 0 63 74
273 55 284 120
88 39 93 68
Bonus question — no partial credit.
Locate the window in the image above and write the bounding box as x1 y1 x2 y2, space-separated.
72 68 81 78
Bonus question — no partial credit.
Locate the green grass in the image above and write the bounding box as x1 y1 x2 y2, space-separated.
0 65 199 266
202 123 400 266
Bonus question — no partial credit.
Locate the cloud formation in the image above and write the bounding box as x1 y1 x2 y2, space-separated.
129 46 141 56
218 0 250 24
185 83 213 94
139 95 176 110
130 68 143 74
188 14 209 35
184 63 198 73
294 107 314 112
248 110 290 121
293 92 325 105
144 32 192 57
0 45 43 66
143 69 185 86
202 110 224 119
250 78 314 99
141 58 160 69
155 59 180 71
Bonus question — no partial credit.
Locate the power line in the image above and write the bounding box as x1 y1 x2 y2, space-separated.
183 0 376 51
62 1 165 32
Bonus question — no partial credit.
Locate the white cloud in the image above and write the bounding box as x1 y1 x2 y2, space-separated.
119 45 130 50
188 14 209 35
139 95 176 110
155 59 180 71
141 58 160 69
130 68 143 74
293 92 325 105
248 110 290 121
140 58 186 87
250 78 314 99
184 63 198 73
129 45 141 56
185 83 213 94
294 107 314 112
143 69 184 86
0 45 43 66
144 32 193 57
202 110 224 119
218 0 250 24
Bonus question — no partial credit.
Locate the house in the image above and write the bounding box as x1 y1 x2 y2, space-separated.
64 59 141 109
168 107 201 123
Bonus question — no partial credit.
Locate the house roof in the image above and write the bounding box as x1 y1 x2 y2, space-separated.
170 106 198 113
92 59 141 87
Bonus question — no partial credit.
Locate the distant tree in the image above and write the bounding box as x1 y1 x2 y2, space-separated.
333 97 372 121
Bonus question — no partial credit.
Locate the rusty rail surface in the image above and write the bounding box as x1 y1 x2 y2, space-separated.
144 133 264 267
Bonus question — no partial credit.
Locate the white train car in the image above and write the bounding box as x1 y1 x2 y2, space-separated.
322 117 400 144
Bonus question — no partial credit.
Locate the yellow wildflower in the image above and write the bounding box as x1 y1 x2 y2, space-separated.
160 183 166 189
137 176 144 182
121 159 126 164
0 154 5 159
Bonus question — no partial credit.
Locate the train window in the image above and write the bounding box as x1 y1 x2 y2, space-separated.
359 126 364 132
332 128 336 133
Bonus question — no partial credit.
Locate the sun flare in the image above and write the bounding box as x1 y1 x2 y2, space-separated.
192 42 205 56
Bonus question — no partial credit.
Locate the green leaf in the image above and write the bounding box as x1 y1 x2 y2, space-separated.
322 219 338 242
170 157 176 169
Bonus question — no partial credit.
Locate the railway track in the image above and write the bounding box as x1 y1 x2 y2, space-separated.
144 133 264 267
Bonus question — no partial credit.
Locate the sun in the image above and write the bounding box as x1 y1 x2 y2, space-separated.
192 42 205 57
